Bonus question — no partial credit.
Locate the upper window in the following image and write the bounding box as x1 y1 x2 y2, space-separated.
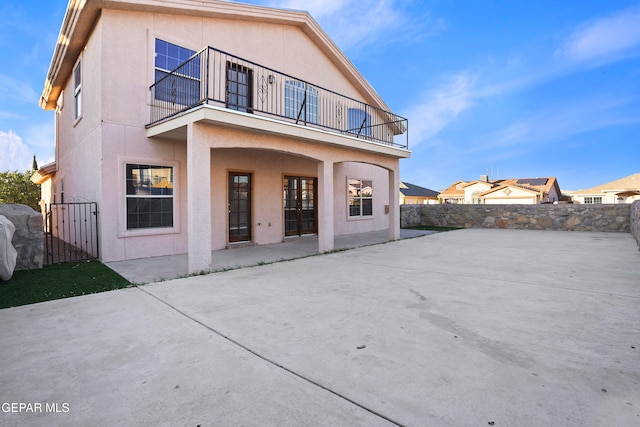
154 39 200 105
348 178 373 217
226 62 253 113
126 164 174 230
73 60 82 120
584 196 603 204
347 108 371 137
285 80 318 124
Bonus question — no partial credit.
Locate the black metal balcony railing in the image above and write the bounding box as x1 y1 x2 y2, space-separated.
148 46 408 149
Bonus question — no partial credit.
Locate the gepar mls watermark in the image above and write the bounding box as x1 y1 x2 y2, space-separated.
2 402 70 414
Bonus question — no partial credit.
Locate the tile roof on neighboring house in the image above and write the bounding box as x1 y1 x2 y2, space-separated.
438 181 466 198
30 162 57 185
438 176 562 203
400 182 439 197
572 173 640 196
483 177 561 198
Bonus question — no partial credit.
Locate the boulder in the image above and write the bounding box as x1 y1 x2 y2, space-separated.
0 204 43 271
0 214 18 281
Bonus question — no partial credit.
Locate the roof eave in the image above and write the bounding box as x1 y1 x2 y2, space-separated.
30 161 57 184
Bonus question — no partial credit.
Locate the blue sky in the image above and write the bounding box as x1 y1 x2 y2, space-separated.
1 0 639 191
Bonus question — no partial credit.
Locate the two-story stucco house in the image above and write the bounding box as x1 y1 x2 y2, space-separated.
35 0 410 273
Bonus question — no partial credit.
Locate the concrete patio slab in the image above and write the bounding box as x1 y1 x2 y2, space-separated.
1 229 639 426
106 229 435 284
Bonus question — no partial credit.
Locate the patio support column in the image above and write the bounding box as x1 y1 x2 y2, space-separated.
317 160 334 253
186 122 212 274
388 162 400 241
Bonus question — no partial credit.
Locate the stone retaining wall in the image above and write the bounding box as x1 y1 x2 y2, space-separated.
0 204 44 271
401 203 631 233
632 201 640 248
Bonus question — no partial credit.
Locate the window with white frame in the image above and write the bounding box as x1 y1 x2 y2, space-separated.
154 39 200 105
73 60 82 120
126 164 174 229
348 178 373 217
285 80 318 124
584 196 602 204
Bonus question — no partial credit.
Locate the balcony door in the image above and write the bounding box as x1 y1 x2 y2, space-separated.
229 173 251 243
284 176 317 237
226 62 253 113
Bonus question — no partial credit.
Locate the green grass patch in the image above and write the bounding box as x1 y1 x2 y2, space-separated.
0 261 131 309
403 225 463 232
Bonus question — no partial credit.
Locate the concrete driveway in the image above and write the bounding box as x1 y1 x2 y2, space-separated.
1 229 639 426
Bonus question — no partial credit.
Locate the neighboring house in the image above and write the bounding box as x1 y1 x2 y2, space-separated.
34 0 410 273
399 182 439 204
568 173 640 204
438 175 561 204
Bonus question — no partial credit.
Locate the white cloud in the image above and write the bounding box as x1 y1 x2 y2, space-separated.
0 74 38 104
270 0 349 16
266 0 434 51
470 6 640 104
556 6 640 65
403 5 640 150
0 110 23 120
312 0 403 51
0 130 32 171
402 72 476 146
0 122 54 172
486 95 640 150
24 120 54 150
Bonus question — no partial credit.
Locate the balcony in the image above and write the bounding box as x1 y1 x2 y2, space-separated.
148 46 408 149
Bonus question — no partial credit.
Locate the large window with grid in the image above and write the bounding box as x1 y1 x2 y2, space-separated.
154 39 200 105
126 164 174 230
347 108 371 137
348 178 373 217
584 196 603 204
285 80 318 124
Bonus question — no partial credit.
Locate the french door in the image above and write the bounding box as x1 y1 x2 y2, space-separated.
226 62 253 113
229 173 251 243
284 176 317 236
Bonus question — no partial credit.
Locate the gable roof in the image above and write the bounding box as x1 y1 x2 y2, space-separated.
490 177 560 197
461 180 493 190
400 182 439 198
479 183 539 197
572 173 640 195
438 181 466 198
40 0 391 114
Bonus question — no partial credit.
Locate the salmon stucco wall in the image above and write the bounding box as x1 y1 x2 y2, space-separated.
334 162 390 235
98 8 367 130
209 148 319 250
51 17 104 206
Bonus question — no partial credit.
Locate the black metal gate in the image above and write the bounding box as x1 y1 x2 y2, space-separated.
43 202 99 264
